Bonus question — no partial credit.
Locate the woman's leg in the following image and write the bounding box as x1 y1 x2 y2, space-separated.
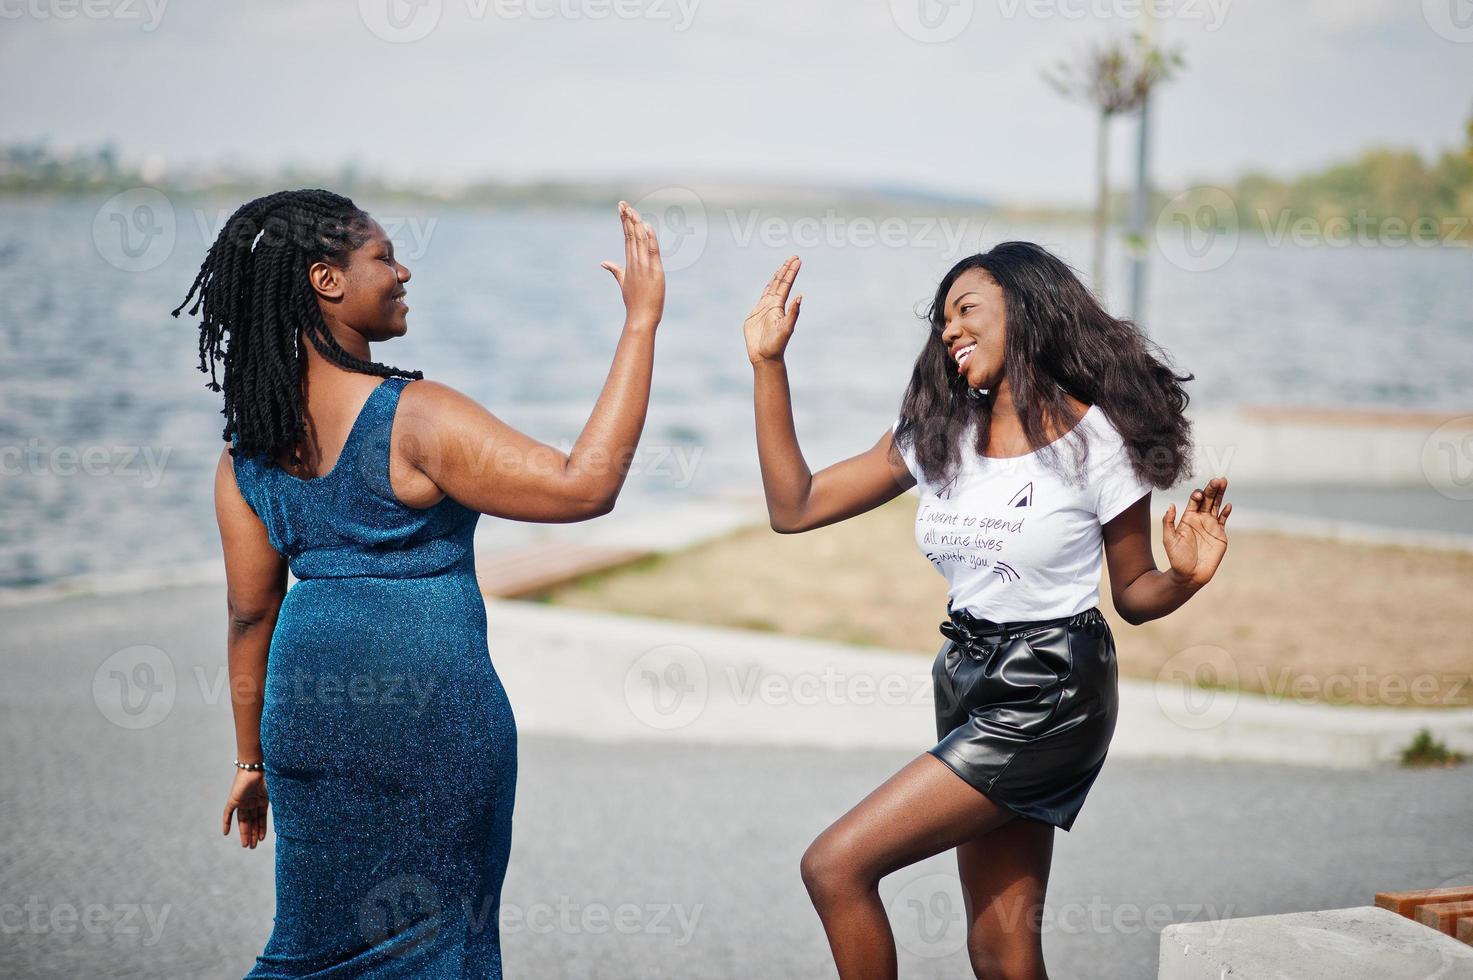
800 753 1017 980
956 817 1055 979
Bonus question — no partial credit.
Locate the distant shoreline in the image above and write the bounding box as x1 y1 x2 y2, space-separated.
7 188 1470 248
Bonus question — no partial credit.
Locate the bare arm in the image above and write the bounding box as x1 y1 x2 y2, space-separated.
214 445 286 848
400 202 665 523
1103 477 1231 625
746 257 915 533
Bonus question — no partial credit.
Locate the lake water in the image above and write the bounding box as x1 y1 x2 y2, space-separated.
1 195 1470 589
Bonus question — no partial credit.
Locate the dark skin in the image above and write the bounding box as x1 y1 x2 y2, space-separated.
745 257 1230 980
219 203 664 848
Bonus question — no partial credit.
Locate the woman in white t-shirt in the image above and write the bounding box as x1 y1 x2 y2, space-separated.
744 243 1231 980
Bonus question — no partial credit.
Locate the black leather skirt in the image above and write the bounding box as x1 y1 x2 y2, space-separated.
929 604 1118 832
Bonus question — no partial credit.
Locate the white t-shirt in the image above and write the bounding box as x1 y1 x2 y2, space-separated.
891 406 1153 623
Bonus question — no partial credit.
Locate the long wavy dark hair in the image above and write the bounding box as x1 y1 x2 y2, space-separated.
171 188 422 468
893 242 1194 492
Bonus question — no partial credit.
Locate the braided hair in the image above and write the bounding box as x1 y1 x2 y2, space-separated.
172 189 423 468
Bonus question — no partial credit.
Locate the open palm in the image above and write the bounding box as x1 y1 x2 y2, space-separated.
1162 476 1231 587
744 256 802 365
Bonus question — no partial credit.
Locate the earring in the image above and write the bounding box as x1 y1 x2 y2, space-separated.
966 387 990 400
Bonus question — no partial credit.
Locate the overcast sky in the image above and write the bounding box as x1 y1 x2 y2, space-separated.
3 0 1469 206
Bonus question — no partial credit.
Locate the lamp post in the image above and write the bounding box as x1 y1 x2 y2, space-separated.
1126 9 1158 329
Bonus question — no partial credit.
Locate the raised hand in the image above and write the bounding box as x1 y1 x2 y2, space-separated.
223 768 270 848
1162 476 1232 587
744 256 802 366
600 201 665 329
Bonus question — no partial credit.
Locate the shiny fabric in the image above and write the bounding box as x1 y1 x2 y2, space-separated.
231 376 518 979
930 604 1117 832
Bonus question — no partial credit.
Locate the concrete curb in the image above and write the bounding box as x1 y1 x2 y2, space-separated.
489 599 1473 769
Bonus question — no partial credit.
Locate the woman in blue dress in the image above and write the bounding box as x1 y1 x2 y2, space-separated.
178 189 664 978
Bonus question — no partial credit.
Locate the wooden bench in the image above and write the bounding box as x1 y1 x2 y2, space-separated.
1416 899 1473 938
1375 885 1473 945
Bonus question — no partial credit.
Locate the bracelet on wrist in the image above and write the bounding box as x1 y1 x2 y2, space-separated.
234 759 265 772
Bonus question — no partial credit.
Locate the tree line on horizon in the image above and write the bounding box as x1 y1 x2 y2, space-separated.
3 126 1471 245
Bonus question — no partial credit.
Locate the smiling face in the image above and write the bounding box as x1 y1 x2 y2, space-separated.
938 268 1006 391
309 217 412 342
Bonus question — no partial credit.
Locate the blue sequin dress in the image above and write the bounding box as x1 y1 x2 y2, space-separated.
231 376 518 979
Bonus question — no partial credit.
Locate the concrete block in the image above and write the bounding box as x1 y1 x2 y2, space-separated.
1158 906 1473 979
